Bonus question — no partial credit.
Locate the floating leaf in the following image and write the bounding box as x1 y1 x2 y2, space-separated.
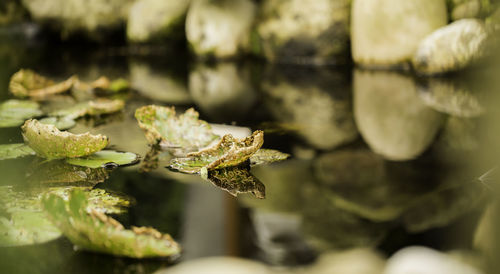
9 69 76 98
0 185 132 246
135 105 219 150
0 99 42 127
250 149 290 166
66 150 138 168
206 167 265 199
39 116 76 130
109 78 130 92
169 130 264 174
21 119 108 159
50 99 125 120
0 143 35 160
42 190 181 258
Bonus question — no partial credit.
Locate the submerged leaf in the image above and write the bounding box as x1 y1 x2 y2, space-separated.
39 116 76 130
21 119 108 159
0 99 42 127
135 105 218 150
42 190 181 258
66 150 138 168
9 69 76 98
0 143 35 160
207 167 265 199
169 130 264 174
0 211 61 247
250 149 290 166
50 99 125 120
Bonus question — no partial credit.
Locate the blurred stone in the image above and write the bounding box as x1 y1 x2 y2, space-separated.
155 257 275 274
263 67 357 150
306 249 386 274
473 204 496 258
189 62 256 121
354 70 445 161
130 61 191 104
186 0 256 58
256 0 350 65
351 0 447 68
127 0 190 42
0 0 27 25
413 19 488 75
436 117 479 152
21 0 134 38
417 77 485 117
450 0 482 20
385 246 484 274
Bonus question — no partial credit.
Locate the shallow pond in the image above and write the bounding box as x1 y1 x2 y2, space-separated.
1 36 500 274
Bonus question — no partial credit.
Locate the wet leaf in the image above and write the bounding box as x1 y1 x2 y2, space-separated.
0 99 42 127
66 150 138 168
206 167 265 198
21 119 109 159
250 149 290 166
0 143 35 160
39 116 76 130
42 190 181 258
169 130 264 174
0 185 133 246
9 69 76 98
135 105 218 150
50 99 125 120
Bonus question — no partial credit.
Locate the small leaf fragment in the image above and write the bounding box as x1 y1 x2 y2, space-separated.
0 99 42 127
109 78 130 92
0 143 35 160
21 119 108 159
135 105 219 150
250 149 290 166
169 130 264 174
9 69 76 98
42 190 181 258
206 167 265 199
66 150 138 168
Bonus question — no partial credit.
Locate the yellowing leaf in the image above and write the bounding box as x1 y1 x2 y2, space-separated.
21 119 108 159
9 69 76 98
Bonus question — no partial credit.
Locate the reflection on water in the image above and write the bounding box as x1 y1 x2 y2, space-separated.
0 40 499 273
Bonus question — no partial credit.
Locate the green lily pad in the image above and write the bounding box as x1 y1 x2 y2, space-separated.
9 69 76 98
169 130 264 174
39 116 76 130
50 99 125 120
66 150 138 168
0 100 42 127
135 105 219 150
21 119 109 159
0 184 133 247
250 149 290 166
206 167 265 199
0 143 35 160
42 190 181 258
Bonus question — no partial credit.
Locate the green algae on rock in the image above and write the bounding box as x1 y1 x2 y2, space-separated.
42 190 181 258
135 105 219 150
206 166 265 199
0 99 42 127
249 149 290 166
9 69 77 98
66 150 138 168
0 143 35 160
21 119 108 159
169 130 264 174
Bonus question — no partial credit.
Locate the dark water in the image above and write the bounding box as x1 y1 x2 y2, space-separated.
1 30 500 274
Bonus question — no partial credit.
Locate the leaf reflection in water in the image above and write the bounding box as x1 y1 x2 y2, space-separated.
206 166 265 199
